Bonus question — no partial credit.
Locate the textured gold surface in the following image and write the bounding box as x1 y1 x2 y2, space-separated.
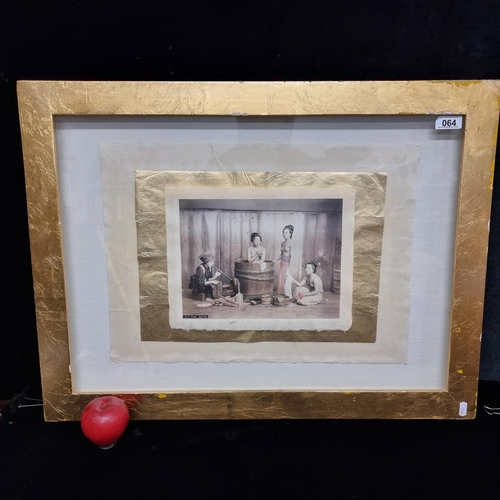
17 80 500 421
136 170 385 343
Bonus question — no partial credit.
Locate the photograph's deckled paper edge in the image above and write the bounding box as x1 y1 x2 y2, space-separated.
162 182 357 333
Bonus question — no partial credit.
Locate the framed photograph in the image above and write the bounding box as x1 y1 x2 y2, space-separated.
17 81 499 420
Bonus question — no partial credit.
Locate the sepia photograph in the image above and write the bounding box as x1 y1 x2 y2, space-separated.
180 198 343 321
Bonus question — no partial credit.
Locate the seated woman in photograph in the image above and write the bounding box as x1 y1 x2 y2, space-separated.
291 260 324 306
272 224 294 296
247 232 266 269
193 252 223 300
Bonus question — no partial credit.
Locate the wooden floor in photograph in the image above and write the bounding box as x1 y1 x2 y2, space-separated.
182 289 340 320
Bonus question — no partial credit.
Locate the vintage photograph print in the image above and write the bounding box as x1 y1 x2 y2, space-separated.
180 198 343 322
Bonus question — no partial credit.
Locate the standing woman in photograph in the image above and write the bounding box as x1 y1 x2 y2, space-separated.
247 232 266 265
291 260 324 306
273 224 294 296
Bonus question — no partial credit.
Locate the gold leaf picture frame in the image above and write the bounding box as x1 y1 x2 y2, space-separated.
17 81 500 420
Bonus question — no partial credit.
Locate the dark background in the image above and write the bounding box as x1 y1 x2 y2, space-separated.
2 1 500 498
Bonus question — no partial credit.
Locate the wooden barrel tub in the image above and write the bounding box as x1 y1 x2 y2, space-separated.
234 260 275 299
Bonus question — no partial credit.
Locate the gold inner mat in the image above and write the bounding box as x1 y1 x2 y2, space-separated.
136 170 386 342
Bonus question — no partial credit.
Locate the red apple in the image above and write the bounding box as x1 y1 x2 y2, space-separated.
81 396 130 449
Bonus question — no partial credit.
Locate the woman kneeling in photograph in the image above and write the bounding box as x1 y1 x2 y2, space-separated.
291 260 324 306
194 253 223 300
